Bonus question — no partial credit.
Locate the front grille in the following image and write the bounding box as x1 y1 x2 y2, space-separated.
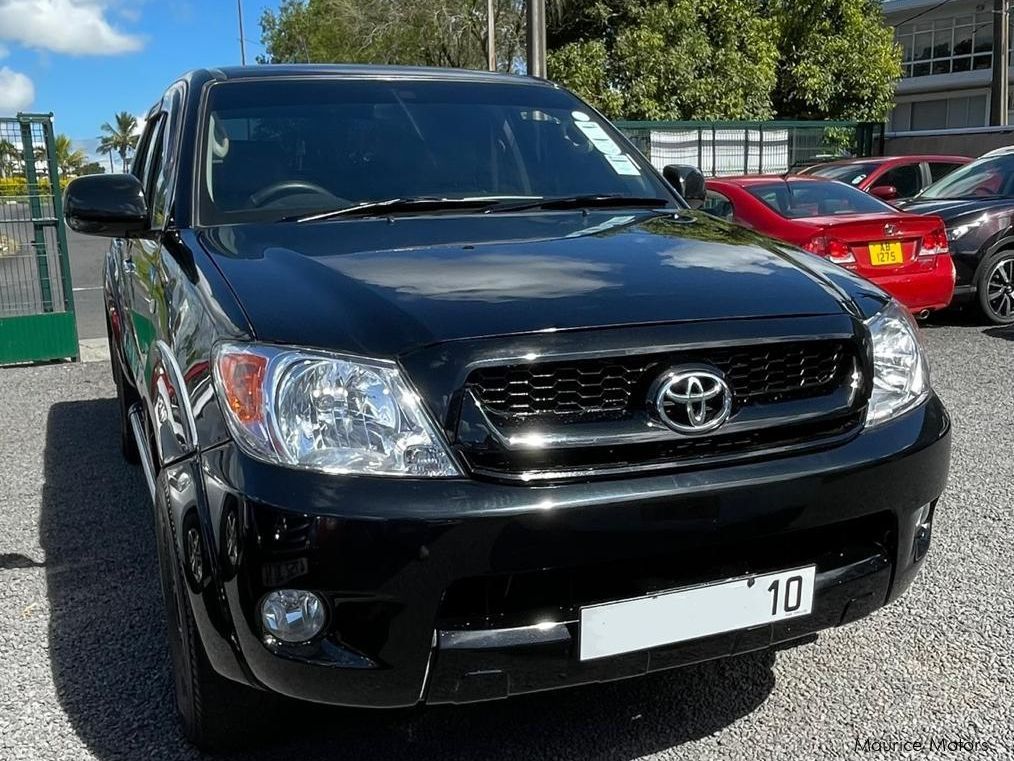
456 338 863 481
468 340 848 423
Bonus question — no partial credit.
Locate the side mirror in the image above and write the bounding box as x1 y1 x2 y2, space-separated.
63 174 148 237
870 185 899 201
663 164 707 209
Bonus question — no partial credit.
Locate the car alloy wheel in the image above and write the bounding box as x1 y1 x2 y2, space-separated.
983 254 1014 323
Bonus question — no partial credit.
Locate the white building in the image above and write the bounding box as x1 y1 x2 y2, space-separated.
884 0 1013 132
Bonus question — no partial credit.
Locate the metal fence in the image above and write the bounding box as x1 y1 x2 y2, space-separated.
615 120 885 176
0 113 78 364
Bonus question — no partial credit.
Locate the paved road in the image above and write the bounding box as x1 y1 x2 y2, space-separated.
0 316 1011 760
65 227 108 342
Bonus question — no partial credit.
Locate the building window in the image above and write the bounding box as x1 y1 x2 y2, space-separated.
896 94 988 131
897 11 999 78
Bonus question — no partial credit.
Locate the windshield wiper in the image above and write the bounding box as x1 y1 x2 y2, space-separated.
284 197 503 223
485 194 673 214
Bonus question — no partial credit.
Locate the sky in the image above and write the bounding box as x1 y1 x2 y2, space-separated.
0 0 281 165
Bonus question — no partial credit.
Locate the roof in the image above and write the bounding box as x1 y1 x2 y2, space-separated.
181 64 549 87
708 175 829 186
811 155 972 166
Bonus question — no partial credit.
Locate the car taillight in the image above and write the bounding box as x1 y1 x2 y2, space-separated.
804 235 856 268
919 226 949 258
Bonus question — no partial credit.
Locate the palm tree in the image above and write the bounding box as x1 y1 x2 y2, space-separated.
51 134 88 177
99 112 140 172
97 136 117 173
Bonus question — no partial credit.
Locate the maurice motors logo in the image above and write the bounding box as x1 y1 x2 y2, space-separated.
853 737 997 754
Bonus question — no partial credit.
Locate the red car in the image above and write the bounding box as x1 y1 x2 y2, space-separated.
798 155 971 203
704 175 955 315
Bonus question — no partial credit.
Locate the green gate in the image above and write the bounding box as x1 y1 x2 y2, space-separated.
0 113 78 364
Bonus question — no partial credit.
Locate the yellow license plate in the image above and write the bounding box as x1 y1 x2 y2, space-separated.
869 241 903 266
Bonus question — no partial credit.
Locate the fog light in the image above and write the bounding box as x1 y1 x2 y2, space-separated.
260 589 326 643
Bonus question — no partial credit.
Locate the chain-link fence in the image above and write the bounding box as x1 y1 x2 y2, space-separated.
615 120 885 176
0 113 78 364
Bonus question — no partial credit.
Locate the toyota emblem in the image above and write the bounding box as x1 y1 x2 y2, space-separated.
651 366 733 435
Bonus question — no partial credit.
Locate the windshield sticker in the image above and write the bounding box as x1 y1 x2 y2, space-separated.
572 110 591 121
574 120 623 156
605 154 641 176
851 174 867 184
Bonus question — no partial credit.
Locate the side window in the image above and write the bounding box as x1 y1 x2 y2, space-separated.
130 115 159 182
151 85 185 229
139 116 167 222
873 164 921 197
930 162 963 183
702 190 735 221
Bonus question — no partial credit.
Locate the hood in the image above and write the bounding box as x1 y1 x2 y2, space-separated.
200 210 863 357
899 196 1014 222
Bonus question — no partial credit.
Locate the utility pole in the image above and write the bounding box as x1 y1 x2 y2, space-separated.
990 0 1009 125
487 0 496 71
526 0 546 78
237 0 247 66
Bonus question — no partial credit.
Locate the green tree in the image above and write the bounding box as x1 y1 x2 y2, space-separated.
768 0 900 121
548 0 778 120
77 161 106 176
0 139 20 178
49 134 88 177
260 0 527 71
99 112 140 172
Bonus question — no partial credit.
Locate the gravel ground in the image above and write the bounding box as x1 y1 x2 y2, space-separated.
1 316 1011 761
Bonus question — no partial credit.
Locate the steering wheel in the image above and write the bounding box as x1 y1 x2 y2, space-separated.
249 180 348 208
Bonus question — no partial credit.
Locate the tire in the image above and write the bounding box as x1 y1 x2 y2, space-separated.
976 250 1014 325
156 483 269 751
107 319 140 464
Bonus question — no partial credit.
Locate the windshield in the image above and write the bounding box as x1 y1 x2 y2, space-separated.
803 162 879 186
199 79 671 224
918 155 1014 200
747 180 894 219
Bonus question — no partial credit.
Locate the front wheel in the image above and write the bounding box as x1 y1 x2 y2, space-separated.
155 480 270 750
977 250 1014 324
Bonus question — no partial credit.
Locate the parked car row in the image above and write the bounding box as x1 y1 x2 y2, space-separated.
700 150 1014 324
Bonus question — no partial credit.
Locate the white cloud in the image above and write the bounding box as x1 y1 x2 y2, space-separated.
0 0 143 56
0 43 9 58
0 66 34 114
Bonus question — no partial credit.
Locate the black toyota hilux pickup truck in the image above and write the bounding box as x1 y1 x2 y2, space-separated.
63 66 950 750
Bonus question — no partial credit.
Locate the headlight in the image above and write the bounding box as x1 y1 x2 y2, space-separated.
864 301 930 426
213 342 460 477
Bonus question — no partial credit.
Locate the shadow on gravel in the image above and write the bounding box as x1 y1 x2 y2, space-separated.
40 398 776 761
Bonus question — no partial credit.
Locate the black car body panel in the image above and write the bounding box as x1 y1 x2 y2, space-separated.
199 213 858 355
69 66 950 718
901 196 1014 290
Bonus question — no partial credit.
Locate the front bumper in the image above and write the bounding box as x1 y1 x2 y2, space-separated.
172 394 950 708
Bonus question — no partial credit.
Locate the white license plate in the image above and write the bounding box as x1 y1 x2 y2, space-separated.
579 565 816 661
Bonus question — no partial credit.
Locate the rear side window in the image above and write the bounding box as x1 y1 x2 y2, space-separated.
873 163 921 197
805 162 879 185
702 190 734 220
746 181 894 219
930 162 964 182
